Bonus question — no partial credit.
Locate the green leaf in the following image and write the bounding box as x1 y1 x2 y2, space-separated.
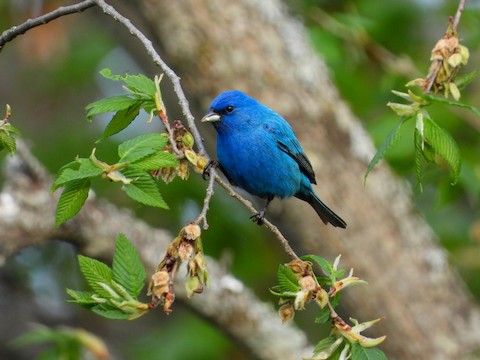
351 342 387 360
302 255 333 277
315 306 331 324
77 255 113 298
118 133 168 163
277 264 301 293
422 116 461 183
455 70 478 91
98 103 141 142
365 116 410 182
424 93 480 117
2 123 21 135
112 234 146 298
0 129 16 154
269 285 297 298
91 305 132 320
51 158 104 192
313 336 343 358
86 95 140 121
99 68 156 97
122 166 168 208
315 294 340 324
55 178 90 227
65 289 97 305
414 128 424 190
133 151 178 171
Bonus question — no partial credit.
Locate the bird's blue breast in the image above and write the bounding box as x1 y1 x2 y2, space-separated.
216 124 303 199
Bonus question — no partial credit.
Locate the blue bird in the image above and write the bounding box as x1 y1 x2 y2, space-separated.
201 90 346 228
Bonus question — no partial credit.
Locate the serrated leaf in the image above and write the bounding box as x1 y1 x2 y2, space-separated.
91 305 132 320
315 306 332 324
302 255 334 278
0 130 16 154
424 93 480 117
423 116 461 183
2 123 21 135
313 336 342 357
112 234 146 298
414 128 423 190
365 117 410 182
133 151 178 171
122 166 168 208
78 255 113 298
86 95 140 121
65 289 97 305
269 285 297 298
118 133 167 163
55 178 90 227
51 158 104 192
99 68 155 97
277 264 301 293
98 103 141 142
455 70 477 91
350 342 387 360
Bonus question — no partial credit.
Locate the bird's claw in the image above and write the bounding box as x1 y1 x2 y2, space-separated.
250 210 265 225
202 160 218 180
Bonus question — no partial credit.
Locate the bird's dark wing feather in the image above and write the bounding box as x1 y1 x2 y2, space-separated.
276 140 317 185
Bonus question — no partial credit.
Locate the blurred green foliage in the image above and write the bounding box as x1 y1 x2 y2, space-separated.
298 0 480 295
1 0 480 359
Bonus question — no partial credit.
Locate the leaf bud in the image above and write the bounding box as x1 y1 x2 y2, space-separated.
278 302 295 324
183 223 201 240
185 275 203 298
299 275 317 292
287 259 310 277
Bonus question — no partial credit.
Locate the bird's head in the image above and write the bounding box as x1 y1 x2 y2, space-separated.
201 90 260 131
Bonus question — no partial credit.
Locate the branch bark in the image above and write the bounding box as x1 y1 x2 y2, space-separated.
0 141 311 360
131 0 480 358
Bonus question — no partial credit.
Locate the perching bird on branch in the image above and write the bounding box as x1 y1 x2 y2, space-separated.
202 90 346 228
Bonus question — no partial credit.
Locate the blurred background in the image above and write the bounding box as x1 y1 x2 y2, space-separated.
0 0 479 358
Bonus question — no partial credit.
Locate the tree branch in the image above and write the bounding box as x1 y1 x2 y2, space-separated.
92 0 206 157
0 140 312 360
91 0 300 259
0 0 96 52
452 0 467 31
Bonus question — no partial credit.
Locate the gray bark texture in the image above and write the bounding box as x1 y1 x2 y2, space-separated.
129 0 480 358
0 141 312 360
2 0 480 359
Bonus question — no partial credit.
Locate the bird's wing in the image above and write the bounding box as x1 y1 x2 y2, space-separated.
264 114 317 184
276 139 317 185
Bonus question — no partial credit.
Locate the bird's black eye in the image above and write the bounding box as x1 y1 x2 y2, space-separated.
225 105 234 113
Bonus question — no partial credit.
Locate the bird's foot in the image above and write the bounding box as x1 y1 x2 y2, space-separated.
250 210 265 225
202 160 218 180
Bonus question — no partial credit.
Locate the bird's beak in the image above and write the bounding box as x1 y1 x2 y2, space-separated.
201 111 221 123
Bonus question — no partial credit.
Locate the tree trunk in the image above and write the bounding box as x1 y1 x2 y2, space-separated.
132 0 480 358
0 141 312 360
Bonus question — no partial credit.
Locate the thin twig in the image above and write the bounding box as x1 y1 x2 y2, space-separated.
215 176 300 260
423 61 442 94
92 0 206 157
0 0 96 52
92 0 300 260
452 0 467 31
194 167 217 229
2 0 299 260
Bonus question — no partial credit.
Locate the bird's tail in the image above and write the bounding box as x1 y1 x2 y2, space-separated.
297 191 347 228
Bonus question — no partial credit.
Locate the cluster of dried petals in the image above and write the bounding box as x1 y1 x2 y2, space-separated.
183 223 201 240
426 29 469 99
278 302 295 323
